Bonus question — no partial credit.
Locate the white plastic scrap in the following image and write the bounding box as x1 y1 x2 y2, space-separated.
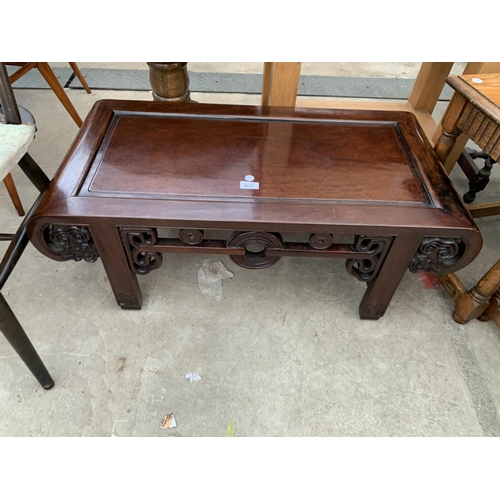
197 259 234 301
185 372 202 382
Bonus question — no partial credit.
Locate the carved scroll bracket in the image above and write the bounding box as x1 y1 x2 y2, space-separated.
346 236 392 282
121 228 163 275
44 224 99 262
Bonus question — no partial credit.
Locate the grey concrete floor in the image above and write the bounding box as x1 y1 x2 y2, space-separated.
2 63 500 437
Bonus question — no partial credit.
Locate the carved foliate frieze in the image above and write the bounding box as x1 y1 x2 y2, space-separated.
409 237 465 274
45 225 99 262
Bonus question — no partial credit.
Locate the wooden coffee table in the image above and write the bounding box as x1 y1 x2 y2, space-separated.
27 100 482 319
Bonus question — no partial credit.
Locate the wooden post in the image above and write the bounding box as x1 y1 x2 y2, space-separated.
408 62 454 114
261 63 301 107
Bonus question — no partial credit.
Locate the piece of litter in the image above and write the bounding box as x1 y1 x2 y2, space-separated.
185 372 202 382
159 413 177 429
197 259 234 301
226 419 235 437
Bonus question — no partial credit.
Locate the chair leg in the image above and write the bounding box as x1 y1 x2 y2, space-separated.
17 153 50 193
0 292 54 389
36 62 83 127
68 63 91 94
2 173 25 216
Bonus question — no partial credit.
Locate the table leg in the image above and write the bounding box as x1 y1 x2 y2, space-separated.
359 234 422 319
90 222 143 309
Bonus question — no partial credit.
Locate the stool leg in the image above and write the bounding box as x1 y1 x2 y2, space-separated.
453 259 500 324
3 173 25 216
36 62 83 127
434 93 467 170
0 293 54 389
90 222 143 309
358 234 422 319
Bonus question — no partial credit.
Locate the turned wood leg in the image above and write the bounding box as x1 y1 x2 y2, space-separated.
3 173 25 216
434 93 468 170
358 235 422 319
147 62 191 102
478 289 500 322
0 292 54 389
90 222 143 309
37 62 83 127
453 259 500 324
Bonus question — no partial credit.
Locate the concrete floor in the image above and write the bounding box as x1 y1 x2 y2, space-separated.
2 63 500 437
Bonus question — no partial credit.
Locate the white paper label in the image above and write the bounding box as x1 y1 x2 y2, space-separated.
240 181 260 190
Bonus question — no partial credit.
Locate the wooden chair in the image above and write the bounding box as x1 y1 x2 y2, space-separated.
2 63 89 215
0 62 54 389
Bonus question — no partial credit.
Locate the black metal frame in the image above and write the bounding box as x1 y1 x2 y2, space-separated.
0 63 54 389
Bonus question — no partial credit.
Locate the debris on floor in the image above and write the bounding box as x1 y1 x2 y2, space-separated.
159 414 177 429
419 271 442 290
197 259 234 301
226 419 235 437
185 372 202 382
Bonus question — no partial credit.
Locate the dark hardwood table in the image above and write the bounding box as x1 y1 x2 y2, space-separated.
26 100 482 319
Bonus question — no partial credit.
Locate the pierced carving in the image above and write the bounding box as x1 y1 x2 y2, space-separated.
309 233 334 250
179 229 204 245
409 237 466 274
121 228 163 275
346 236 392 282
45 225 99 262
227 231 284 269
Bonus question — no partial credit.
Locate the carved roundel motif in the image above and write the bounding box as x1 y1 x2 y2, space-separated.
227 231 284 269
179 229 204 245
309 233 334 250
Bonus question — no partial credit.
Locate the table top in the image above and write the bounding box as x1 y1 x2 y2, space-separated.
29 100 478 234
447 73 500 124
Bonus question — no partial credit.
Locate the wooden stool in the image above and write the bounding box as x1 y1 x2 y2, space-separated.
434 73 500 327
